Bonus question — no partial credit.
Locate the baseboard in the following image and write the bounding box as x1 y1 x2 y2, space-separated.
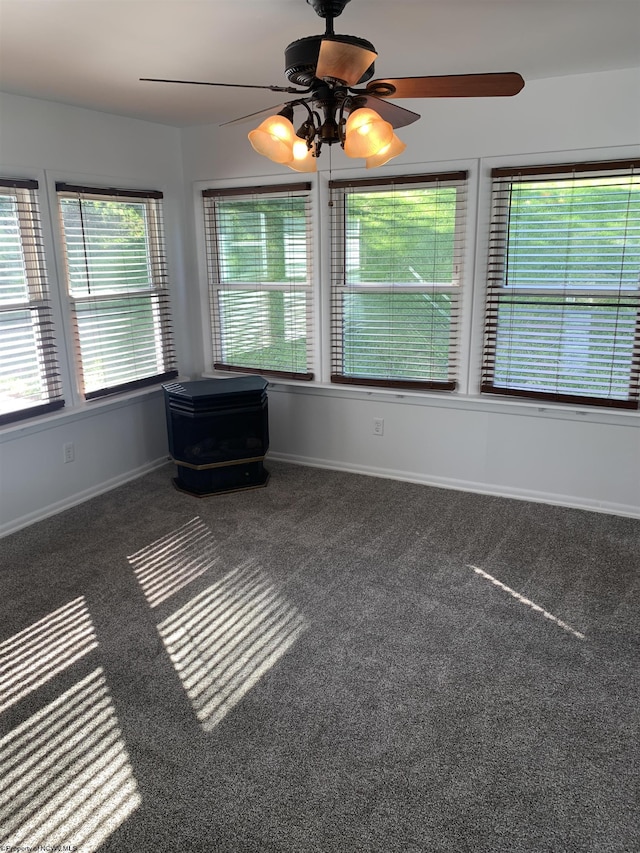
4 451 637 537
267 451 640 520
0 457 171 539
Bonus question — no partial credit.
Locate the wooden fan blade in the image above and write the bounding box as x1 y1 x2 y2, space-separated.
316 39 377 86
140 78 303 94
365 72 525 99
355 96 420 129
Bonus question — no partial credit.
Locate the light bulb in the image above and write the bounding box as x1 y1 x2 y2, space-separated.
287 139 317 173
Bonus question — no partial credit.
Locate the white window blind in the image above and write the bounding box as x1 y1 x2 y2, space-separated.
57 184 177 399
0 178 64 425
202 183 314 381
329 172 468 390
482 160 640 409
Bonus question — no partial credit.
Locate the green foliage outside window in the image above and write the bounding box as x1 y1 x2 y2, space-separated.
339 186 460 383
489 175 640 402
59 194 171 395
213 196 310 375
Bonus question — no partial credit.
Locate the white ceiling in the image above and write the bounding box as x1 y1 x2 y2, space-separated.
0 0 639 127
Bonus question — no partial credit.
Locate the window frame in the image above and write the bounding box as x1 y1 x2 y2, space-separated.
0 177 64 425
202 182 315 382
480 159 640 410
56 182 178 401
328 171 469 391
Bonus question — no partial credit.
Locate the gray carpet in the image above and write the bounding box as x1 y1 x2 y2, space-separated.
1 461 639 852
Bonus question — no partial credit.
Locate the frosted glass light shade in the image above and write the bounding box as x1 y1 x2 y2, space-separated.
248 114 296 164
287 139 317 172
365 133 407 168
343 108 393 159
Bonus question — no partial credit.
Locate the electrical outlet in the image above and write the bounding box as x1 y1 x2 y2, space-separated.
373 417 384 436
63 442 75 463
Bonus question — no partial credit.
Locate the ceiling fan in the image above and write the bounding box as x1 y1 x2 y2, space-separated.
141 0 524 171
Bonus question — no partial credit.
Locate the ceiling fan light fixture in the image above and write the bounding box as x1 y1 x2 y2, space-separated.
287 139 318 172
365 132 406 168
144 1 525 171
315 37 377 87
248 109 297 164
343 107 393 159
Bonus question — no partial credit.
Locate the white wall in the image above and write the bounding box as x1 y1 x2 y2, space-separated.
266 385 640 517
0 391 169 535
181 68 640 179
1 69 639 536
0 93 195 536
182 68 640 518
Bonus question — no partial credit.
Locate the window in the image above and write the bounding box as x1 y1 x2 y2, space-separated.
57 184 177 399
482 160 640 409
202 183 314 380
329 172 468 390
0 178 64 425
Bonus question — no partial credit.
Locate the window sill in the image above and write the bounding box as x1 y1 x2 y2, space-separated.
0 382 175 444
202 370 639 429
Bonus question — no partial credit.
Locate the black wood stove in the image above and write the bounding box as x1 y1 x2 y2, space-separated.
163 377 269 496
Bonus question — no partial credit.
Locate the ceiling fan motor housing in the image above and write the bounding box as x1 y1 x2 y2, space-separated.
285 34 376 87
307 0 352 18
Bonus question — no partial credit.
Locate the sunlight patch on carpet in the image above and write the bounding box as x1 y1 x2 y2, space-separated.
128 516 220 608
0 597 98 712
0 667 141 851
158 560 306 731
468 564 585 639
